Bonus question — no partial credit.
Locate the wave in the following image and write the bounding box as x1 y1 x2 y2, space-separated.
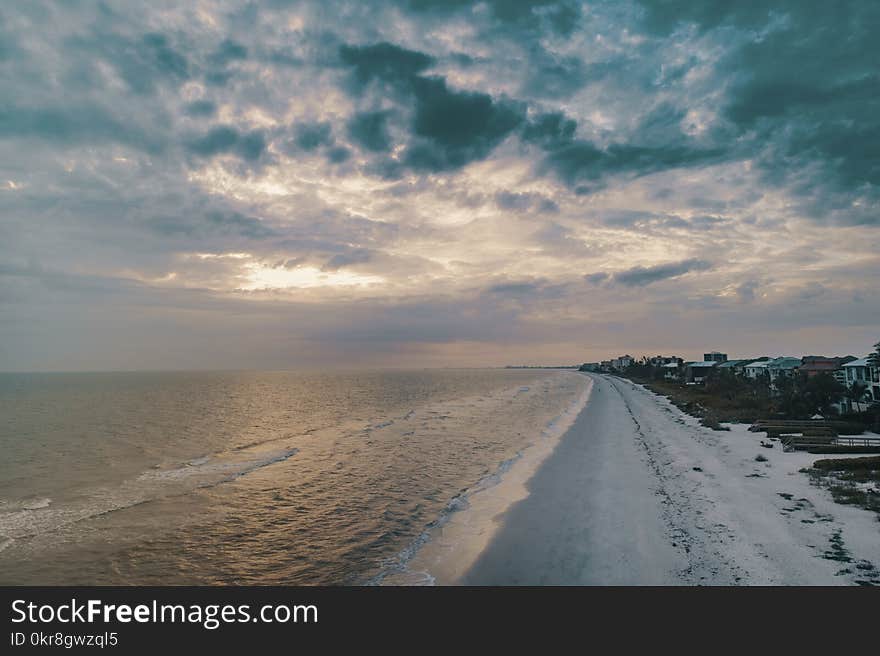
365 449 526 586
0 443 299 544
370 373 593 585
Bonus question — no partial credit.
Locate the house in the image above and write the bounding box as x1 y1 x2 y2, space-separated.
661 361 682 380
870 358 880 405
716 359 748 374
646 355 683 366
766 357 802 386
799 355 854 379
841 358 873 412
744 360 770 379
612 355 634 369
579 362 600 372
843 358 869 386
703 351 728 363
685 361 719 384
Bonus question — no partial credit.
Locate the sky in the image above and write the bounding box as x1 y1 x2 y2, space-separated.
1 0 878 371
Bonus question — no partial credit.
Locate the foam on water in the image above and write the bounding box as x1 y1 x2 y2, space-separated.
0 444 299 542
374 374 593 585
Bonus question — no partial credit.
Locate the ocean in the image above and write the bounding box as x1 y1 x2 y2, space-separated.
0 369 586 584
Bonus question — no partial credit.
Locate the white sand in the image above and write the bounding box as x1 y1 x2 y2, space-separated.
458 374 880 585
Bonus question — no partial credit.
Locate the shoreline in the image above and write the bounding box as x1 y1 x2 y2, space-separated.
377 372 593 585
458 373 880 585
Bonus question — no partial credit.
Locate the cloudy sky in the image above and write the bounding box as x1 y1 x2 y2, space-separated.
1 1 878 371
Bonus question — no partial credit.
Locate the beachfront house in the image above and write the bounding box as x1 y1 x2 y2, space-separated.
870 360 880 406
646 355 683 366
744 360 770 380
766 357 802 389
843 358 869 386
662 361 682 380
841 358 872 412
833 360 856 387
799 355 855 380
716 359 748 375
685 361 719 384
703 351 728 363
612 355 634 370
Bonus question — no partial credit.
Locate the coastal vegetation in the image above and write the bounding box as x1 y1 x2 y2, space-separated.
619 364 879 433
807 457 880 516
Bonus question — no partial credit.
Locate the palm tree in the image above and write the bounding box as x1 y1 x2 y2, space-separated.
846 381 868 413
869 340 880 407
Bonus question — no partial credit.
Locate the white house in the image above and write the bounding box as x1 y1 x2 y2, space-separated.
766 357 802 384
840 358 871 412
744 360 770 379
685 361 718 384
843 357 870 386
871 359 880 405
661 361 681 380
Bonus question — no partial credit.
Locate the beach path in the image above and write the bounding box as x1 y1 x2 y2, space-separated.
461 374 880 585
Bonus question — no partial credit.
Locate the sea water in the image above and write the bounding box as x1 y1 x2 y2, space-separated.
0 369 586 584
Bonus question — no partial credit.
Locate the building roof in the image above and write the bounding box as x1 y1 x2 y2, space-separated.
662 362 680 368
843 358 869 367
689 361 719 368
768 357 802 368
800 361 841 371
717 359 746 368
745 361 769 368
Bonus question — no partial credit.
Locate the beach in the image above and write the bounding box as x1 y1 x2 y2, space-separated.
454 374 880 585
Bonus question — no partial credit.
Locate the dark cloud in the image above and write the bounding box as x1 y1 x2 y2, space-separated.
521 106 724 190
347 111 392 152
338 42 434 92
290 122 334 151
543 141 723 188
485 277 570 302
147 210 275 240
636 1 773 34
183 100 217 118
141 33 189 80
404 76 524 171
635 0 880 223
521 112 577 149
322 249 374 271
339 41 525 172
587 259 713 287
495 191 558 213
186 125 267 162
64 30 190 96
209 39 248 66
520 50 593 98
613 259 713 286
327 146 352 163
204 71 233 87
0 104 166 153
736 280 760 302
397 0 581 35
584 272 610 285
